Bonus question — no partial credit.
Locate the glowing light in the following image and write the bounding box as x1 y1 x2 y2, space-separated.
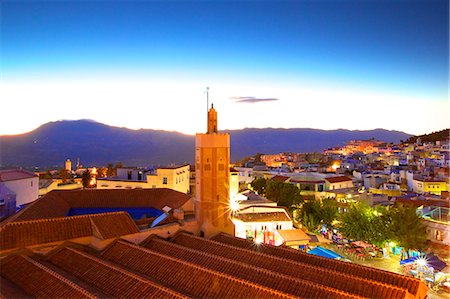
416 257 427 267
331 162 340 171
89 178 96 186
389 241 395 247
254 239 262 245
229 199 240 212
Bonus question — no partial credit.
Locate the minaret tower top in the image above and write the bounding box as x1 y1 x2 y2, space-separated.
207 104 218 134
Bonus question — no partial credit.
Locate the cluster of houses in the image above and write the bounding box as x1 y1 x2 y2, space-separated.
233 137 449 247
1 136 448 250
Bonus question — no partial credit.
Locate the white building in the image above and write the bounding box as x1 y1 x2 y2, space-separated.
0 169 39 208
231 205 293 245
421 207 450 247
234 167 254 185
97 165 190 194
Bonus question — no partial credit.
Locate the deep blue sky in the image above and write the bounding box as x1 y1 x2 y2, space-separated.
1 0 449 135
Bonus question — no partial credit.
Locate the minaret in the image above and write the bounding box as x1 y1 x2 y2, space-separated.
195 104 234 237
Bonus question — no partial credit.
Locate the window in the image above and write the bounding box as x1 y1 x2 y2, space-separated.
436 230 444 242
163 177 168 184
218 164 225 171
127 171 132 180
31 181 33 187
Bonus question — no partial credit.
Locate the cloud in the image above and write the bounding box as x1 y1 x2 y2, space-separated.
230 96 280 103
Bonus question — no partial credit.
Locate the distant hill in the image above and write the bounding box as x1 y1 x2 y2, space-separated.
405 129 449 144
0 120 412 169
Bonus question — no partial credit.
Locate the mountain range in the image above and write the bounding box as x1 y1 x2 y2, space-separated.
0 120 412 168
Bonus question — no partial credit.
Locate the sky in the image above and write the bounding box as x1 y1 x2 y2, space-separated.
1 0 448 136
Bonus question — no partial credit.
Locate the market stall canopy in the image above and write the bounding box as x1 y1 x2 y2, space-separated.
400 254 447 271
308 246 346 260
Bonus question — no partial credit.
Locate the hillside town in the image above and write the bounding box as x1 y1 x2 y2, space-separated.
0 105 449 297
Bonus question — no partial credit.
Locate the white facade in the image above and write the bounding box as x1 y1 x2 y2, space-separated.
425 220 450 246
234 167 254 184
98 165 190 194
0 170 39 207
231 206 293 245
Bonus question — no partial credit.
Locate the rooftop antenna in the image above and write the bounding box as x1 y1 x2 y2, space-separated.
205 86 210 113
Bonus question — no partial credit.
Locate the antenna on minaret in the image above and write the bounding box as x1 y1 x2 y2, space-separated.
205 86 210 112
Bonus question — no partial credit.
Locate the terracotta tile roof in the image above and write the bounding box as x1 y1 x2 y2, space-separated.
6 188 191 223
142 236 358 298
269 175 290 183
0 254 97 298
0 169 38 182
325 176 352 183
211 233 427 299
89 212 139 239
0 276 31 299
171 233 412 299
290 179 325 184
48 246 187 299
102 240 294 299
0 212 138 250
0 232 428 299
233 212 291 222
3 192 71 223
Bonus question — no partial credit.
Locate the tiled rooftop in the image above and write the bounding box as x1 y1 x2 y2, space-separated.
5 188 191 223
0 232 427 298
0 170 38 182
269 175 290 183
0 212 138 250
325 176 352 183
211 233 427 298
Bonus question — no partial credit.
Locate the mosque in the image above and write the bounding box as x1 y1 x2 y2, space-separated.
0 104 428 298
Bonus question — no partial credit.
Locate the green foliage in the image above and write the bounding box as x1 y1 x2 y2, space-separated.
297 198 339 232
265 181 302 207
338 202 372 242
302 211 320 232
320 198 339 227
250 178 267 195
406 128 449 144
81 170 91 188
59 168 69 183
300 200 321 231
390 205 427 251
338 203 427 249
106 163 115 177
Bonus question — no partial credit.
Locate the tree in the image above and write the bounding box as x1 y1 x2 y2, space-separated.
59 168 69 183
390 205 427 251
300 200 322 231
106 163 115 177
366 207 393 247
82 170 92 188
298 198 339 232
250 178 267 196
320 198 339 228
338 202 372 242
265 181 301 207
